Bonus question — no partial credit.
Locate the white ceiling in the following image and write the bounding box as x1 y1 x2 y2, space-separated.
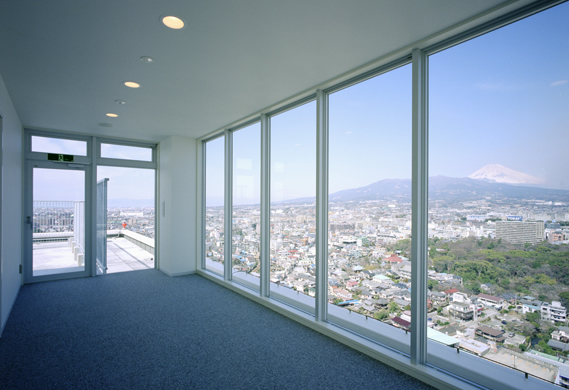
0 0 537 142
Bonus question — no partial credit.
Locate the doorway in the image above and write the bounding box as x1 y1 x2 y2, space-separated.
24 161 89 282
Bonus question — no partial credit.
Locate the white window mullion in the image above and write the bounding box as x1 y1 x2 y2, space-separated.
260 114 270 297
315 90 329 322
410 48 428 365
224 130 233 281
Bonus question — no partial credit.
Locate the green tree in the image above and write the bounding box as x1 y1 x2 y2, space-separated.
389 301 399 313
374 309 389 321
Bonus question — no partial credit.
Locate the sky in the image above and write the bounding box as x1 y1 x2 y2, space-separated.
32 3 569 205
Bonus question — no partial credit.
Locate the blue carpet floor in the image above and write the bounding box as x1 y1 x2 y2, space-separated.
0 269 435 389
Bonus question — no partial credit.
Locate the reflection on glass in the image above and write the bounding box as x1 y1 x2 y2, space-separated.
327 65 412 331
101 143 153 161
97 167 155 274
205 137 225 275
31 136 87 156
428 3 569 384
270 101 316 310
232 123 261 289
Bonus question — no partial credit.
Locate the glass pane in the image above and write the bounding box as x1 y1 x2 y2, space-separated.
270 101 316 313
428 3 569 385
327 65 412 339
97 167 155 274
33 168 85 276
205 137 225 275
232 123 261 290
101 143 153 161
31 136 87 156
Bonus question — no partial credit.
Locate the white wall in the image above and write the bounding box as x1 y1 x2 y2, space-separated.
158 136 197 276
0 72 23 336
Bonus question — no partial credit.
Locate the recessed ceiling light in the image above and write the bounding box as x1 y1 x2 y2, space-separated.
161 15 184 29
123 81 140 88
140 56 154 63
115 100 126 105
106 113 118 118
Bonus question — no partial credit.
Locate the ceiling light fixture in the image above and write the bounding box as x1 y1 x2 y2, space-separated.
106 113 118 118
140 56 154 63
161 15 185 29
123 81 140 88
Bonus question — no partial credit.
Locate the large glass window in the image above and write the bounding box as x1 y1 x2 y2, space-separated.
270 101 316 312
327 65 412 339
205 137 225 276
232 123 261 290
429 2 569 385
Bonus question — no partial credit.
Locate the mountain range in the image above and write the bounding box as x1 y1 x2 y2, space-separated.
295 165 569 204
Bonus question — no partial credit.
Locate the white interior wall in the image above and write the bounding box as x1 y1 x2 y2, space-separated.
158 136 197 276
0 71 23 336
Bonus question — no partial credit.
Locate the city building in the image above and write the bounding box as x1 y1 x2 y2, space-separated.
496 221 545 245
0 1 566 390
541 301 568 323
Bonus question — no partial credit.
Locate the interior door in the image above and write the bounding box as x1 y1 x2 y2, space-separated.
24 160 90 283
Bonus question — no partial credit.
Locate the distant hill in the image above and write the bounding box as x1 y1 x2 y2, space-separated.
286 176 569 204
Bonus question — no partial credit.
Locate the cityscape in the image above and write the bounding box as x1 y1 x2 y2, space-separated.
205 170 569 386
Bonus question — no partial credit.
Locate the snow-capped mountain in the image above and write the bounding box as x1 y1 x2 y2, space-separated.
468 164 544 185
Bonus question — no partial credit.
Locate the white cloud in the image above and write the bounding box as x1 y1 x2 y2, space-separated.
551 80 568 87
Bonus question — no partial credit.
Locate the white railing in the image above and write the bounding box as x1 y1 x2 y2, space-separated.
33 200 84 249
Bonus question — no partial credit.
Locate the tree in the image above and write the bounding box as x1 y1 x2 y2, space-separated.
374 309 389 321
559 291 569 307
389 301 399 313
428 279 438 290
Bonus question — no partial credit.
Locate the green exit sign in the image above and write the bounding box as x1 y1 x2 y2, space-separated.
47 153 74 162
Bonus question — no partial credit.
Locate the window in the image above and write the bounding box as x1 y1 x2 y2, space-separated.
270 101 316 312
232 122 261 289
205 137 225 276
327 64 412 344
31 136 87 156
100 143 153 162
198 3 567 388
428 2 569 385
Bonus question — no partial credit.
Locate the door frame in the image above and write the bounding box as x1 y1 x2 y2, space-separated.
23 159 94 283
23 129 158 283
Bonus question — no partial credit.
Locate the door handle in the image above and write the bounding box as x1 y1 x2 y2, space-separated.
26 216 32 229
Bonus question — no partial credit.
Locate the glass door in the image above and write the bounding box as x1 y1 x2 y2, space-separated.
24 161 89 282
